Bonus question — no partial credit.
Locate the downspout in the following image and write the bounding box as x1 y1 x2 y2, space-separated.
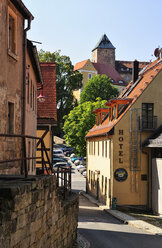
21 18 32 175
142 149 150 210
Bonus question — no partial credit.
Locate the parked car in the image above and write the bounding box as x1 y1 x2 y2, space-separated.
53 144 74 156
71 156 83 163
53 157 71 167
82 171 87 177
53 162 71 169
53 157 67 163
70 153 76 158
78 167 86 174
74 160 81 166
53 149 64 158
76 164 86 170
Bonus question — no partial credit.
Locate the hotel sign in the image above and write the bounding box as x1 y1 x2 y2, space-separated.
114 168 128 182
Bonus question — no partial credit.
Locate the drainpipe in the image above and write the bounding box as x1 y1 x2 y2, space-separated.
142 149 150 210
21 18 32 175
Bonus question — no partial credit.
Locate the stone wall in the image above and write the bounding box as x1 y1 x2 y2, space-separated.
0 175 79 248
92 48 115 68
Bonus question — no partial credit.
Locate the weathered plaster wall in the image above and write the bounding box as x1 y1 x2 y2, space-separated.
0 175 79 248
0 0 24 174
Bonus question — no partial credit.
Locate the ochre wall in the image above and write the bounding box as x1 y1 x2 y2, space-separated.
87 70 162 207
113 70 162 206
36 129 51 170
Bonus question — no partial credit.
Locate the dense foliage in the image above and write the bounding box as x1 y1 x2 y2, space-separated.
80 74 119 104
39 49 83 136
63 99 107 156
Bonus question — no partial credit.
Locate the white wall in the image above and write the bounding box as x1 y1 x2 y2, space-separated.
152 158 162 215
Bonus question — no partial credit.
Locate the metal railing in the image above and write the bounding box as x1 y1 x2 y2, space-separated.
0 133 71 198
55 166 71 199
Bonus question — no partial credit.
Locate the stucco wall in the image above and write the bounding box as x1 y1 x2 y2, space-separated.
87 137 111 205
152 158 162 215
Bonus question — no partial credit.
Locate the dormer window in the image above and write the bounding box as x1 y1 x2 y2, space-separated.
93 108 110 125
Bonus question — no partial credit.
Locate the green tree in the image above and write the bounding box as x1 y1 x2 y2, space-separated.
63 98 107 156
38 49 83 136
80 74 119 104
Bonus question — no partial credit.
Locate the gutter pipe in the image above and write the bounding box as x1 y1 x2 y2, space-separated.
21 17 32 175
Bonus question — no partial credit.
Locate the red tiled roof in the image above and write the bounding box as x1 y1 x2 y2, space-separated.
92 62 127 86
86 58 162 138
116 60 149 69
37 62 57 124
74 59 89 71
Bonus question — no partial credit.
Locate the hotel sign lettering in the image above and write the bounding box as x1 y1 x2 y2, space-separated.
118 129 124 164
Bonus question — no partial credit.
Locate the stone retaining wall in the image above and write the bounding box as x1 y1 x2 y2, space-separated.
0 175 79 248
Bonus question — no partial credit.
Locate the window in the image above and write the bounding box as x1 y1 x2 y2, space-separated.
8 7 17 55
33 85 34 110
105 177 107 196
89 170 91 183
126 76 130 82
88 73 92 79
94 141 95 155
102 176 104 193
102 140 104 157
105 141 107 158
30 80 32 108
98 141 100 156
91 171 93 188
142 103 153 129
8 102 14 133
28 141 31 172
27 73 29 104
35 90 37 114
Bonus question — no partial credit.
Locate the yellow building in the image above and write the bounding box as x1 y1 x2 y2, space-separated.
86 56 162 212
73 59 97 101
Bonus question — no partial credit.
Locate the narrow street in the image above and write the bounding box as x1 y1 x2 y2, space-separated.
71 164 162 248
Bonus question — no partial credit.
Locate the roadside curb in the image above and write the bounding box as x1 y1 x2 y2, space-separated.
77 233 90 248
81 192 162 236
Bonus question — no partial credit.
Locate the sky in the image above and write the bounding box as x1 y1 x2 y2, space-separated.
23 0 162 66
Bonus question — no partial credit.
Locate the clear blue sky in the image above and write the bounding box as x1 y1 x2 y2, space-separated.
23 0 162 65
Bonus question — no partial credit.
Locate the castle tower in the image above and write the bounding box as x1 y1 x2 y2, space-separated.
92 34 116 68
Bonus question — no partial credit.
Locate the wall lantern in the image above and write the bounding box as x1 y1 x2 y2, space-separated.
37 89 46 102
